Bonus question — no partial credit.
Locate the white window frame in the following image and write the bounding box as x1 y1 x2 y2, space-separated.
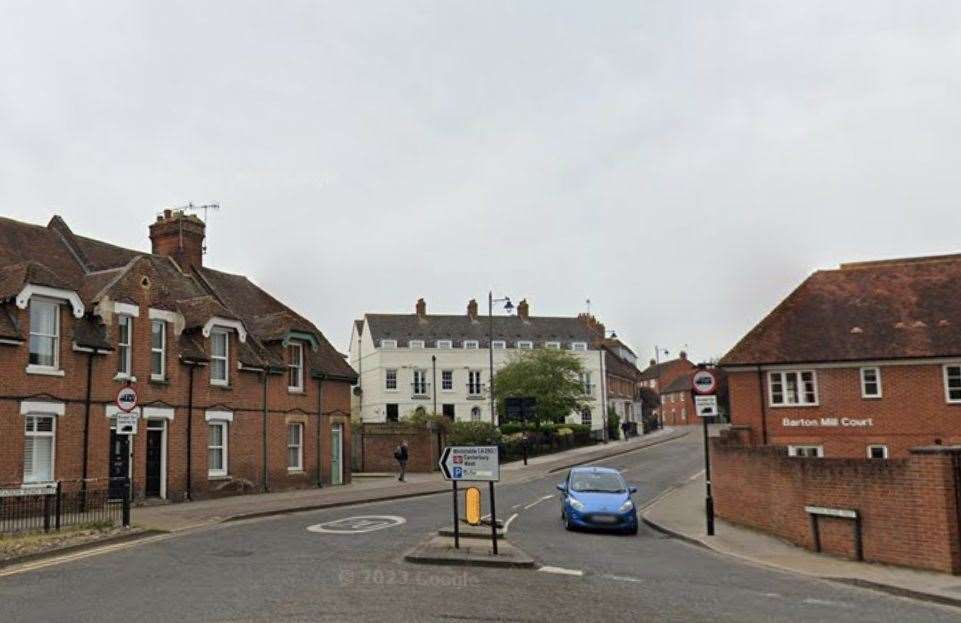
151 319 166 381
491 340 506 350
207 420 228 477
859 367 882 399
436 340 453 349
580 408 592 427
787 445 824 458
570 342 588 352
468 370 483 395
385 368 398 392
28 298 61 373
867 444 888 459
210 329 229 386
463 340 479 349
117 314 133 377
470 406 482 422
23 414 56 484
287 423 304 471
288 342 304 392
413 369 428 395
545 341 561 349
409 340 425 349
943 364 961 404
441 370 454 392
768 370 819 407
380 339 397 349
516 340 533 350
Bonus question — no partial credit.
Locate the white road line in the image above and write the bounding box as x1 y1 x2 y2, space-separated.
524 495 554 510
688 470 706 481
603 574 642 583
504 513 519 531
539 565 584 577
0 533 170 578
511 504 522 510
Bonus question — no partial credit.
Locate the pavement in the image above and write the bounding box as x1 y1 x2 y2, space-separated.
405 535 535 568
134 427 685 533
4 428 959 622
642 472 961 608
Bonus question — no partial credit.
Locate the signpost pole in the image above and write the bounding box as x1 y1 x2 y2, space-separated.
702 414 714 536
452 481 460 549
489 481 498 555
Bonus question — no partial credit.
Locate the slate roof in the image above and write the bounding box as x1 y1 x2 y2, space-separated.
603 346 641 381
638 358 690 381
0 215 355 381
364 313 599 348
661 373 693 394
720 253 961 366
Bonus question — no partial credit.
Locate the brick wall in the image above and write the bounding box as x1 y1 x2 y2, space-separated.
726 366 961 458
711 429 961 574
357 424 441 473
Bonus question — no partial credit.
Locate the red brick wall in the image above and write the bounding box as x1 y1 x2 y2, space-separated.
711 430 961 574
0 290 353 501
726 366 961 458
358 424 440 473
661 391 696 426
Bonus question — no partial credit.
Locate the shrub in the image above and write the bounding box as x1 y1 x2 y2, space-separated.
402 410 452 434
448 422 501 445
556 427 573 436
498 422 524 436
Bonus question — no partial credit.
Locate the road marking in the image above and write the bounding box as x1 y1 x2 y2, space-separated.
306 515 405 534
511 504 522 510
0 533 171 578
539 566 584 577
803 598 843 607
688 470 705 481
524 495 554 510
603 574 642 583
503 513 519 531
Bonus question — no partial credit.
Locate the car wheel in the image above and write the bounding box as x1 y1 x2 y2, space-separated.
564 514 574 531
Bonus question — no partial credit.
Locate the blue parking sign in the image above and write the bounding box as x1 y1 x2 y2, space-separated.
453 466 463 479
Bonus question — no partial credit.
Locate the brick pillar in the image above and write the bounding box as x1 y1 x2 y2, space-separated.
907 446 961 574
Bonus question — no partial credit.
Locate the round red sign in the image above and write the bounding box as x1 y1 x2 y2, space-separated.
692 370 717 395
117 386 138 413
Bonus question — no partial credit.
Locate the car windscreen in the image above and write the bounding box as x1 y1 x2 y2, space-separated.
569 472 625 493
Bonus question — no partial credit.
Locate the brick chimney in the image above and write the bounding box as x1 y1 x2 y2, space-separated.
517 299 530 321
649 358 657 367
467 299 478 321
150 209 206 273
415 298 427 319
577 312 605 339
680 350 688 360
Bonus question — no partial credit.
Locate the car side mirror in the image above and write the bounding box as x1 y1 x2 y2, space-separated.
556 483 567 492
629 486 638 494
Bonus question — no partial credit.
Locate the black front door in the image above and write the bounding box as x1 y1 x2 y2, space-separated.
145 429 163 497
108 431 130 500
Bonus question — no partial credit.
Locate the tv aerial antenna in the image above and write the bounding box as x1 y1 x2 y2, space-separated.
180 202 220 223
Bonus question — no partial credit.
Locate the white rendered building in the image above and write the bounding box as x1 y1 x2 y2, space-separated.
348 298 609 432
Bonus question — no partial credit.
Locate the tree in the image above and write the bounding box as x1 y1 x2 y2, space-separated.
492 348 589 424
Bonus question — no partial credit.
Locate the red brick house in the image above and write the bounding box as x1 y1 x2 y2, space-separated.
0 211 356 502
658 367 728 427
720 253 961 458
638 353 696 426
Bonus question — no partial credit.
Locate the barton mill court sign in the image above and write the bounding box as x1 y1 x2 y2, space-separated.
782 417 874 428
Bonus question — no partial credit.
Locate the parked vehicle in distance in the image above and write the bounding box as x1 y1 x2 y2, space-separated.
556 466 638 535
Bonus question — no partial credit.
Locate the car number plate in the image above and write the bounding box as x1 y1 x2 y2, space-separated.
592 515 617 523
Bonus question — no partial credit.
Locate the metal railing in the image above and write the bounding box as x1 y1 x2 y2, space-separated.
466 383 486 398
0 478 130 535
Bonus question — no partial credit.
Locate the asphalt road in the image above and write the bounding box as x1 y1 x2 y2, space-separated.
1 432 957 622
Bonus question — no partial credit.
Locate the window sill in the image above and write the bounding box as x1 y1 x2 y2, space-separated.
208 474 230 481
861 395 882 400
287 469 305 474
26 365 65 377
769 403 819 408
114 373 137 383
384 389 399 393
288 388 305 394
150 377 169 385
211 383 233 390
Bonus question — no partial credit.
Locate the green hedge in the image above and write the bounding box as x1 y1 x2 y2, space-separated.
447 422 502 446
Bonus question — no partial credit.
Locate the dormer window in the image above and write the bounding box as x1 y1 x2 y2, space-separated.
409 340 425 349
545 341 560 349
463 340 479 349
210 329 229 386
516 340 533 350
380 339 397 349
288 342 304 392
571 342 588 352
491 340 506 350
28 299 60 370
436 340 452 349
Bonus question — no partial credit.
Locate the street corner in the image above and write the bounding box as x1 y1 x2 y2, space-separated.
404 535 536 569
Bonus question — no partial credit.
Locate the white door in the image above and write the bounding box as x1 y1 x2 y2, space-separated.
331 424 343 485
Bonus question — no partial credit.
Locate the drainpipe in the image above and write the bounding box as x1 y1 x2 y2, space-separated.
262 369 269 493
80 351 95 512
757 368 768 445
316 373 325 488
186 363 195 500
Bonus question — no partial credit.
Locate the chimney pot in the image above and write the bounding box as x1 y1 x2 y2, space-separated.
416 298 427 318
467 299 479 321
149 209 206 273
517 299 530 321
649 358 657 366
680 350 687 360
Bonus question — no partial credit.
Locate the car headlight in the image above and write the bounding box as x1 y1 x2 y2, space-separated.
618 500 634 513
568 497 585 511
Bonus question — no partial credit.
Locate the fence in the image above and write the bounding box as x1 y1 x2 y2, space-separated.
500 430 595 463
0 478 131 536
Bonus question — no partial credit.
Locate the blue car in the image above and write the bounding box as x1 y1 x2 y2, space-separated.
557 466 639 535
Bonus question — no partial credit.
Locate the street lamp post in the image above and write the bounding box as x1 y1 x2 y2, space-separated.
488 292 513 426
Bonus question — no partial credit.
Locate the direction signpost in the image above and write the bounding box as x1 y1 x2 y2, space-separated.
439 446 500 554
692 368 717 536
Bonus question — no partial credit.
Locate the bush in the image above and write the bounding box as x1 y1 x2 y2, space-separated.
565 423 591 436
556 427 573 437
402 410 452 434
448 422 501 446
498 422 524 436
607 408 621 440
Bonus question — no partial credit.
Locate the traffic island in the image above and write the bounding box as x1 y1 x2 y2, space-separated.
404 535 535 569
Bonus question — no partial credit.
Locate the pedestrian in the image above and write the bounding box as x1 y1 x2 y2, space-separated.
394 440 409 482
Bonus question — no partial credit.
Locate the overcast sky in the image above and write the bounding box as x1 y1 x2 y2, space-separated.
2 2 960 362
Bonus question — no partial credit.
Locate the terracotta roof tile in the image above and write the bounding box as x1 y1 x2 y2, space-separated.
720 254 961 366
